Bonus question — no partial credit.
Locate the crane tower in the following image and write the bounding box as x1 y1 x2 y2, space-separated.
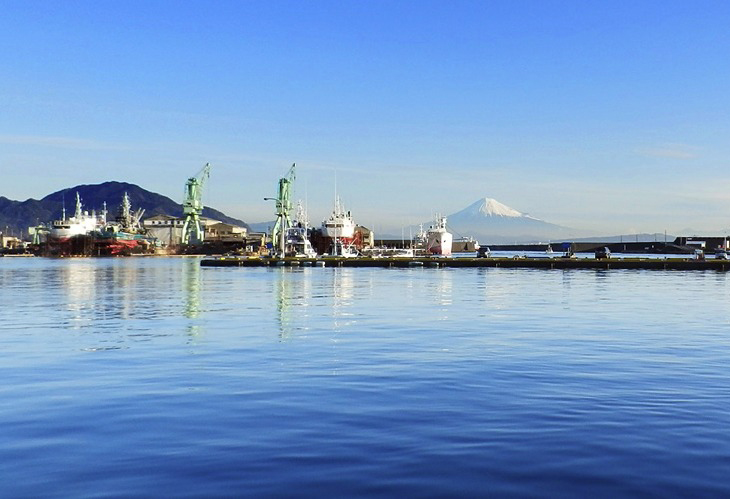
181 163 211 245
266 163 296 257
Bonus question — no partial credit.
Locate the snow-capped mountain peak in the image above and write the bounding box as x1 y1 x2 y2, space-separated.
460 197 528 218
443 197 582 243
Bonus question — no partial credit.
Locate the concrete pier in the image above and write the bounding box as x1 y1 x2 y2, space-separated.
200 256 730 271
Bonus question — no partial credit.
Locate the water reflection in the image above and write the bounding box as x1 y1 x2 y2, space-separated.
426 268 453 320
62 260 98 330
271 267 363 339
331 268 355 331
181 258 203 340
182 258 201 319
31 258 211 348
273 267 314 340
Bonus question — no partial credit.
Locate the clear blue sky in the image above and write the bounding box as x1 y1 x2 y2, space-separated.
2 1 730 234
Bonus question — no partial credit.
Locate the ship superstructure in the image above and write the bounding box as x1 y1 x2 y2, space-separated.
49 192 105 241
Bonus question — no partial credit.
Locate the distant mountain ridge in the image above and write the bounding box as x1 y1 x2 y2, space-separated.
373 197 587 243
0 181 248 237
446 197 586 243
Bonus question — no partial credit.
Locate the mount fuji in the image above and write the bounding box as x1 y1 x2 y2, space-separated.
445 198 585 244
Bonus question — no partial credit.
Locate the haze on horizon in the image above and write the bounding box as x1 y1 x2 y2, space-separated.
2 1 730 236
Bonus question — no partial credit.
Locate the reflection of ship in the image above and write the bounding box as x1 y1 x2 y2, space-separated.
94 192 155 256
425 215 453 256
321 196 358 257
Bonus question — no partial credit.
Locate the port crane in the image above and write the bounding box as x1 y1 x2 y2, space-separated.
265 163 296 257
181 163 211 245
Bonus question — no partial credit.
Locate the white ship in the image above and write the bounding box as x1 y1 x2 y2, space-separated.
49 192 105 241
321 196 356 242
425 214 453 256
321 196 358 257
285 201 317 258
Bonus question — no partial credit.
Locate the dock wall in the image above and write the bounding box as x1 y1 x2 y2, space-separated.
201 256 730 271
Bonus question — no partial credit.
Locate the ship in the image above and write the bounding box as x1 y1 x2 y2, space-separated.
425 214 453 256
47 193 106 256
94 192 156 256
284 201 317 258
49 192 105 241
320 196 358 257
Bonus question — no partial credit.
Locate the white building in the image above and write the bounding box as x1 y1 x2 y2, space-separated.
143 215 186 246
143 214 247 246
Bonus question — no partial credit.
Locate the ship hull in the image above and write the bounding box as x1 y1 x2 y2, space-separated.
94 232 154 256
427 231 453 256
46 234 96 256
321 227 355 240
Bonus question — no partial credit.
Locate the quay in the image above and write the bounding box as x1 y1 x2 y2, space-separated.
200 256 730 271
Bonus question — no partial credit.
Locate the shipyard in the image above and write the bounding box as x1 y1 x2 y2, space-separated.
2 161 730 272
6 3 730 498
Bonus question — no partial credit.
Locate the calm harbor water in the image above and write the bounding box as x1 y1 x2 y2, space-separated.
1 256 729 497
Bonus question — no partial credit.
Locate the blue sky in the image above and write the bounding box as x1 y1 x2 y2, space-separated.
2 1 730 234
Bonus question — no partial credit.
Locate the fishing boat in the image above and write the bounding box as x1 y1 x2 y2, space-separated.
321 196 356 243
425 214 453 256
94 192 155 255
321 196 358 256
49 192 105 242
452 235 481 252
47 193 106 256
284 201 317 257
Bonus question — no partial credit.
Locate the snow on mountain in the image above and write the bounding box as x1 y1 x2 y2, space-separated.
456 197 533 219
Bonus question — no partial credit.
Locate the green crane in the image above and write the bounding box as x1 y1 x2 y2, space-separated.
265 163 296 257
181 163 211 245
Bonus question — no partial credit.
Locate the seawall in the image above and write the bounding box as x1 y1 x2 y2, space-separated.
201 256 730 271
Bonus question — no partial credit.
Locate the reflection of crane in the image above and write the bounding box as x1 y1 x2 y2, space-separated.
265 163 295 257
181 163 211 245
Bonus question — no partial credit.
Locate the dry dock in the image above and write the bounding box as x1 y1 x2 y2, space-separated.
200 256 730 271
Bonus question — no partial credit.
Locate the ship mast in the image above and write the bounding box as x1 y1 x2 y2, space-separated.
74 192 82 220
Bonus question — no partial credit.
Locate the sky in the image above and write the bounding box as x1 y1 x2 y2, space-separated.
2 0 730 235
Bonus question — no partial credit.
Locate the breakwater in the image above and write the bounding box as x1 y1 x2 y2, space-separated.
201 256 730 271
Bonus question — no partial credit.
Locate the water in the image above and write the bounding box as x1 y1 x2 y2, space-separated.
1 257 729 497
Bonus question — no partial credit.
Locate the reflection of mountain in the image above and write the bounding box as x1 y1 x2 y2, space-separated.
446 198 587 244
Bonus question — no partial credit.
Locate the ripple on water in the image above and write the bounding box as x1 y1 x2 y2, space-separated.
0 259 729 496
